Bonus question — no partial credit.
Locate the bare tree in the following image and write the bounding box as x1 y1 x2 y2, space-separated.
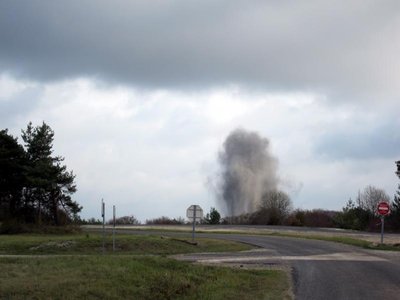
251 190 292 225
357 185 390 214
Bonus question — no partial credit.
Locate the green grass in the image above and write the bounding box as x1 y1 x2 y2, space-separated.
0 256 290 300
0 233 253 255
0 234 290 299
268 232 400 251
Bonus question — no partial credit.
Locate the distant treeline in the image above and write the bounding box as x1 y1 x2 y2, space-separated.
222 185 400 232
79 183 400 232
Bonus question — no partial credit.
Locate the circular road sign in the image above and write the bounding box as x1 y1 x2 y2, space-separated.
377 201 390 216
186 205 203 222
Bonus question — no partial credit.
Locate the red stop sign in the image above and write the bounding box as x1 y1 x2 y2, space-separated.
377 201 390 216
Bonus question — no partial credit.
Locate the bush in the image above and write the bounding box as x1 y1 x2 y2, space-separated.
285 209 337 228
221 214 252 225
0 219 81 234
107 215 140 225
146 216 185 225
77 217 102 225
333 206 372 231
0 219 31 234
204 207 221 224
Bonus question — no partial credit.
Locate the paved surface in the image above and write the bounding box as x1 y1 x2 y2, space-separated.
176 234 400 300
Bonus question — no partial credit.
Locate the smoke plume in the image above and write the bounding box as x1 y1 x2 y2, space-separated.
217 128 279 216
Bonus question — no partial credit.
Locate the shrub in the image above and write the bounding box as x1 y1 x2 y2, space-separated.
107 215 140 225
204 207 221 224
0 219 81 234
146 216 185 225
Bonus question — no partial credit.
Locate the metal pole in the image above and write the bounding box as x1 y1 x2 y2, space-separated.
192 205 197 242
380 216 385 244
113 205 116 252
102 199 105 254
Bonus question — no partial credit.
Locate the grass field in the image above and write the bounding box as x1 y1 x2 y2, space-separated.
0 256 289 299
0 233 291 299
0 233 252 255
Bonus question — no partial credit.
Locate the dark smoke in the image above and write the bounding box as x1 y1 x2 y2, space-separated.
217 128 279 216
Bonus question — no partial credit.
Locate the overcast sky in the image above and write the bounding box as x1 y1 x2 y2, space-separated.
1 1 399 221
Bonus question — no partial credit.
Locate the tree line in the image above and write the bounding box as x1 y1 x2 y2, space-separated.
0 122 81 229
83 183 400 232
332 185 400 231
220 184 400 232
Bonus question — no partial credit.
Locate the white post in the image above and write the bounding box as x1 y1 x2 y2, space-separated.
380 216 385 244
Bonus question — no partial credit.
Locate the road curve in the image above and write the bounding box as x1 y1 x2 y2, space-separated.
192 234 400 300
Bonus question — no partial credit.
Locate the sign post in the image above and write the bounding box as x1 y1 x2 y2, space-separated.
186 205 203 242
377 201 390 244
101 199 105 253
112 205 116 252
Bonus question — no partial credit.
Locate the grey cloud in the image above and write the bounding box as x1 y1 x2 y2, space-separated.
314 118 400 160
0 0 399 98
0 86 43 127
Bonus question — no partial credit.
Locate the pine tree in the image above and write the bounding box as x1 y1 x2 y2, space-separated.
393 185 400 210
22 122 81 225
0 129 27 220
389 184 400 229
204 207 221 224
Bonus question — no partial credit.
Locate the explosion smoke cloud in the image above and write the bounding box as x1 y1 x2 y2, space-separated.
217 128 279 216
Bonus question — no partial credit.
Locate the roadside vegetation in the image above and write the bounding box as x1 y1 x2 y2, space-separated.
0 233 252 255
219 184 400 233
268 232 400 251
0 256 289 300
0 233 291 300
0 123 81 233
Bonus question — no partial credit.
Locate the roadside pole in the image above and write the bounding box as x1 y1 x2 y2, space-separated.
102 199 105 254
377 201 390 245
113 205 116 252
187 205 203 243
192 205 197 242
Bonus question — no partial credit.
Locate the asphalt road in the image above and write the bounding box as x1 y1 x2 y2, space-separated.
176 233 400 300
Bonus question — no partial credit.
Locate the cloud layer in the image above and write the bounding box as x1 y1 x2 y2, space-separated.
0 2 399 220
1 0 399 99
